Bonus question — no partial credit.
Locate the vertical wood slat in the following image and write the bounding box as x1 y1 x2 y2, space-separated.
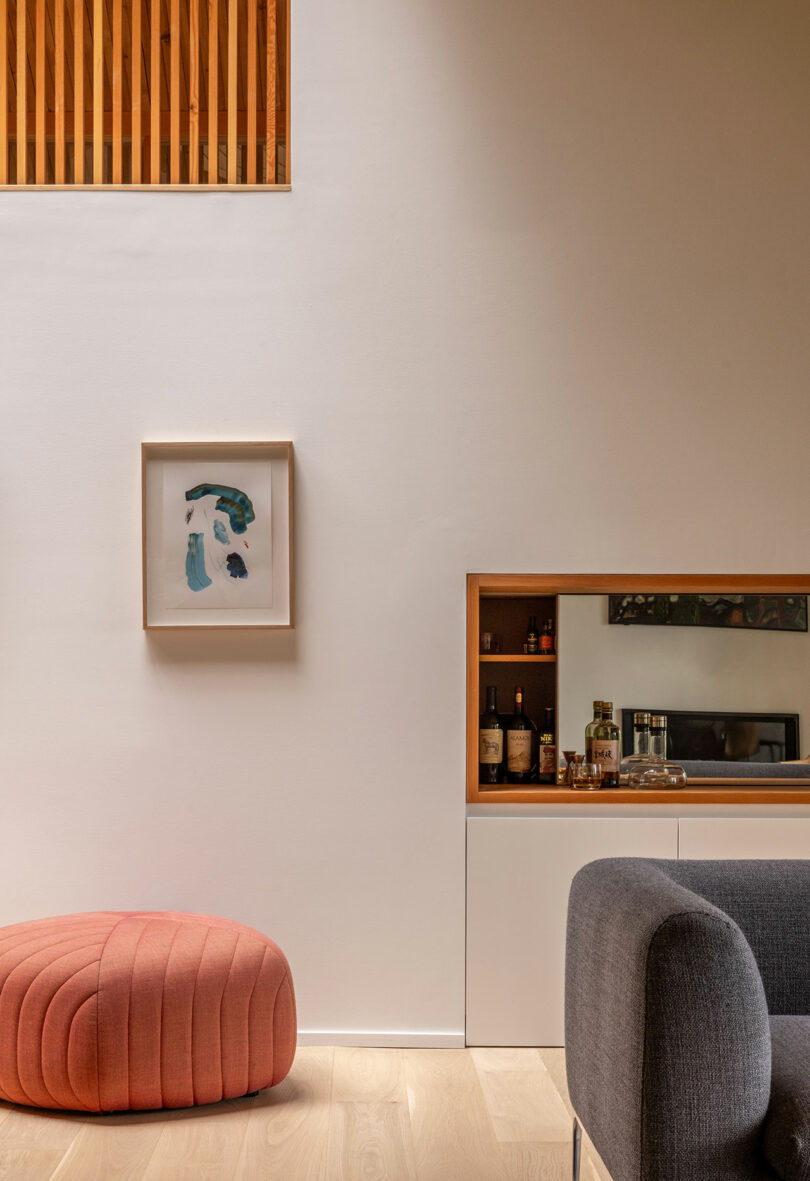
227 0 236 182
265 0 276 184
170 0 179 182
207 0 217 182
131 0 141 182
54 0 65 182
188 0 198 182
74 0 84 182
93 0 103 182
16 0 23 182
35 0 44 182
150 0 159 182
112 0 122 182
245 0 255 183
284 0 289 183
0 0 7 184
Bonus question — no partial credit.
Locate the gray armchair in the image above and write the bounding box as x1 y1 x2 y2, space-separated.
565 859 810 1181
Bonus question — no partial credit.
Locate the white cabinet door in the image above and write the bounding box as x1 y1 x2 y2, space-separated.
466 817 678 1047
679 818 810 859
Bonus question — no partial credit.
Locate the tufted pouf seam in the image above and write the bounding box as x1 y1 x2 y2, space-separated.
0 911 297 1112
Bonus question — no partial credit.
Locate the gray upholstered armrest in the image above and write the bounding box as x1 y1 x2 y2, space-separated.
565 858 777 1181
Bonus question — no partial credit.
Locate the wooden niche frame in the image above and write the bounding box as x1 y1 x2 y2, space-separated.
467 574 810 805
142 441 294 630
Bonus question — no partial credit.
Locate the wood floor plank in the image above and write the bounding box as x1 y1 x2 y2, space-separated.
473 1052 570 1144
324 1101 416 1181
471 1047 544 1073
233 1046 333 1181
403 1050 507 1181
536 1049 574 1119
499 1141 571 1181
48 1115 167 1180
332 1047 406 1103
141 1102 251 1181
0 1107 80 1152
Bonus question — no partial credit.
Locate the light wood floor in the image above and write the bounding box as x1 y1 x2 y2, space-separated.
0 1047 613 1180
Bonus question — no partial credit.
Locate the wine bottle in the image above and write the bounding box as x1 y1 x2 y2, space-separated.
584 701 603 763
526 615 539 655
479 686 504 785
506 687 535 784
541 618 555 655
538 706 557 783
592 701 621 788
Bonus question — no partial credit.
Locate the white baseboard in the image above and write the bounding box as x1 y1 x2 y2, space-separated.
297 1029 466 1048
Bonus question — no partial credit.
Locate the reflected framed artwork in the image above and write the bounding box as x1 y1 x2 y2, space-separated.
142 442 294 629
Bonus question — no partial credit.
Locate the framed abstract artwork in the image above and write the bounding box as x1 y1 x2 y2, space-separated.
142 442 294 629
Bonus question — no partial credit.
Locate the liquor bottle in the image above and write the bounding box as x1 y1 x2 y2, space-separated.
584 701 604 763
478 686 504 785
650 715 668 761
541 618 555 655
506 687 535 784
592 701 621 788
538 706 557 783
526 615 539 655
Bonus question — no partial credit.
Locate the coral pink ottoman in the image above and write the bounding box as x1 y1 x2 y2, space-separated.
0 911 296 1112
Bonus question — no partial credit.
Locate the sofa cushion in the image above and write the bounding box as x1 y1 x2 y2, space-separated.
764 1016 810 1181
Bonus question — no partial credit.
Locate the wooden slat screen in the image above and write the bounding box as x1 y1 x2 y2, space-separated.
0 0 288 186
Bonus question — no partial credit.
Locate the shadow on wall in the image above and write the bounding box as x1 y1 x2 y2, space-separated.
144 629 298 667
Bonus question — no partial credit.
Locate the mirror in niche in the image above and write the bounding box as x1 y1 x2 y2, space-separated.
557 593 810 783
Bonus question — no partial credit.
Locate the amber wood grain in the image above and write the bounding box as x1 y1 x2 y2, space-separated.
169 0 179 182
476 574 810 596
188 0 199 182
131 0 141 182
35 0 44 182
265 0 276 182
467 574 481 803
93 0 103 182
150 0 159 182
16 0 24 183
112 0 122 182
245 0 256 183
283 0 289 181
227 0 236 181
0 0 7 184
73 0 84 181
207 0 217 182
54 0 65 182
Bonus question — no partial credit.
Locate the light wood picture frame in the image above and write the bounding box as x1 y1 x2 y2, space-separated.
142 441 294 630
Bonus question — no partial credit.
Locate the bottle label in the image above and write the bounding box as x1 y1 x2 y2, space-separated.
540 744 557 774
507 731 532 772
479 729 504 764
592 740 619 774
540 635 553 652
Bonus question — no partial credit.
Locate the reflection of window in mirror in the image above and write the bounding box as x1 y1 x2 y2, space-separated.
557 593 810 777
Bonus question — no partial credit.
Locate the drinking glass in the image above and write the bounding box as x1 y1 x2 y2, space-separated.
571 762 603 791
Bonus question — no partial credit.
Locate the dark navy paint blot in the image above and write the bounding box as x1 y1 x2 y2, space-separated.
226 552 248 579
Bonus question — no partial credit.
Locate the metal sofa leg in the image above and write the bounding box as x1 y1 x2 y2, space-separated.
572 1118 582 1181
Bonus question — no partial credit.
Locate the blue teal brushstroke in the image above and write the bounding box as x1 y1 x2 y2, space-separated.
226 552 248 579
186 533 212 591
185 484 255 534
213 519 230 545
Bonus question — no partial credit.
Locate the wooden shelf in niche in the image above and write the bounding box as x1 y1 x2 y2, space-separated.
479 655 557 663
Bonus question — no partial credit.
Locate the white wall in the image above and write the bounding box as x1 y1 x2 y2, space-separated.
1 0 809 1041
558 596 810 756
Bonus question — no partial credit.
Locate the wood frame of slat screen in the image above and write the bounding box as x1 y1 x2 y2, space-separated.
0 0 289 188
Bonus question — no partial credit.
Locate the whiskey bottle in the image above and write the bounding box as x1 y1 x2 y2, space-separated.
479 686 504 785
592 701 621 788
506 687 535 784
526 616 539 655
584 701 603 763
540 618 555 655
538 707 557 784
